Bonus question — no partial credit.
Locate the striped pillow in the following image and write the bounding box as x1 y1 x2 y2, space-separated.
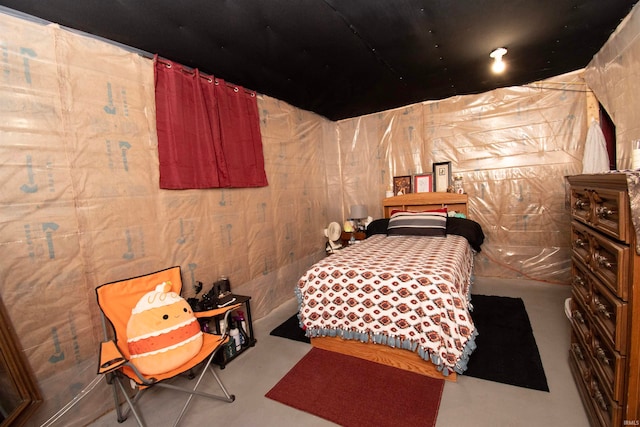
387 210 447 236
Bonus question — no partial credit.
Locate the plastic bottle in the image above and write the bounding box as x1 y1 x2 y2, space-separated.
200 320 210 333
229 321 241 351
235 311 248 345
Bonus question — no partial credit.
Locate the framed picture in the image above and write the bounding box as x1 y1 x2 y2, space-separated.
413 173 433 193
433 161 452 192
392 175 412 196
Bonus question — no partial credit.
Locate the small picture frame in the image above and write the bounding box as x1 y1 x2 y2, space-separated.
433 161 452 192
413 173 433 193
392 175 412 196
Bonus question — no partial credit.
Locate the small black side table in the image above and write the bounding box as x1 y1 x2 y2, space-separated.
210 294 256 368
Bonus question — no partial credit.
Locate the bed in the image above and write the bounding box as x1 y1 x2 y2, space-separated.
296 193 484 381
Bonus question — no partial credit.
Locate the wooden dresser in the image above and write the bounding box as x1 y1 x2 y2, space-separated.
567 173 640 427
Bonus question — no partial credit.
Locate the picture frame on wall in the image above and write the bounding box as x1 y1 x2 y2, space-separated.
413 173 433 193
433 161 452 192
392 175 412 196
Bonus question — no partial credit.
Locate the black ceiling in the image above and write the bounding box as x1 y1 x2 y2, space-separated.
0 1 637 121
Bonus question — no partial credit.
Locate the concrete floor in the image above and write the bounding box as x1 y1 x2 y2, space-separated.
90 276 589 427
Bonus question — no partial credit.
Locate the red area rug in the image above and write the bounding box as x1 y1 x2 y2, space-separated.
265 348 444 427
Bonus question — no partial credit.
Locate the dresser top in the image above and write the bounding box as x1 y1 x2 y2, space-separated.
566 172 632 190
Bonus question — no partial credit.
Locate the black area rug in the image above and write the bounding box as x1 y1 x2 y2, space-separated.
465 294 549 391
269 313 310 343
269 294 548 391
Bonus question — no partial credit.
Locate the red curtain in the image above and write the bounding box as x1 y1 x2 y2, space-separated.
154 56 268 189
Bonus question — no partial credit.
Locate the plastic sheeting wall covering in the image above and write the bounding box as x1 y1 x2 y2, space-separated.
337 71 587 284
0 13 334 425
585 2 640 170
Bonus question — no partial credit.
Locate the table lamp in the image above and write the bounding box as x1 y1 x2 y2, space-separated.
350 205 368 231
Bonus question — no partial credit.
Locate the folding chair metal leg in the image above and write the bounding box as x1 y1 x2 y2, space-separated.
109 375 126 423
209 365 234 401
112 374 146 426
170 349 234 427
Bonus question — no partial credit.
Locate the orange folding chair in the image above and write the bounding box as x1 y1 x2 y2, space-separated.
95 266 241 426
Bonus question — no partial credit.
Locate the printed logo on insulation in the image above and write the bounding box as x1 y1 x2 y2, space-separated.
23 222 59 260
20 155 57 194
122 227 146 260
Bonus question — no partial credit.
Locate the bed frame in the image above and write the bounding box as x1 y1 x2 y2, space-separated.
311 192 469 381
381 192 468 218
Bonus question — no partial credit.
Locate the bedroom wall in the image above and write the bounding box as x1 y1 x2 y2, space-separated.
584 2 640 168
336 70 587 284
0 12 337 426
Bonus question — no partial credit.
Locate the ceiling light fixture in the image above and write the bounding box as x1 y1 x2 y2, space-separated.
490 47 507 74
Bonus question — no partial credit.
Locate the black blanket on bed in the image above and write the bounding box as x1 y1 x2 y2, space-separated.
366 217 485 252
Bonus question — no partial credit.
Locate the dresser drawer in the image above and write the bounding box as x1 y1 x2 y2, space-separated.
571 260 591 304
590 279 628 354
589 231 629 301
571 287 627 402
570 335 623 427
570 330 591 382
571 221 629 300
590 329 626 403
589 365 623 427
588 187 629 243
571 222 592 267
571 260 629 354
571 186 593 225
570 291 592 345
570 186 629 243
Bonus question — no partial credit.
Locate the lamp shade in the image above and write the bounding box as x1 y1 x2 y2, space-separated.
350 205 368 219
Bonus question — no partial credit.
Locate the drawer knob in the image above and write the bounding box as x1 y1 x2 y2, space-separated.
593 386 608 412
574 199 588 210
573 238 586 248
572 310 585 324
595 206 615 219
571 343 585 360
594 253 613 269
593 296 612 319
595 346 610 365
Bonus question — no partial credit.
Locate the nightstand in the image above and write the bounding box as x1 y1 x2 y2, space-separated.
340 231 366 246
207 294 256 369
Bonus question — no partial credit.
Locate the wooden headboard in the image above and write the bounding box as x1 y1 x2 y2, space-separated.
382 193 468 218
